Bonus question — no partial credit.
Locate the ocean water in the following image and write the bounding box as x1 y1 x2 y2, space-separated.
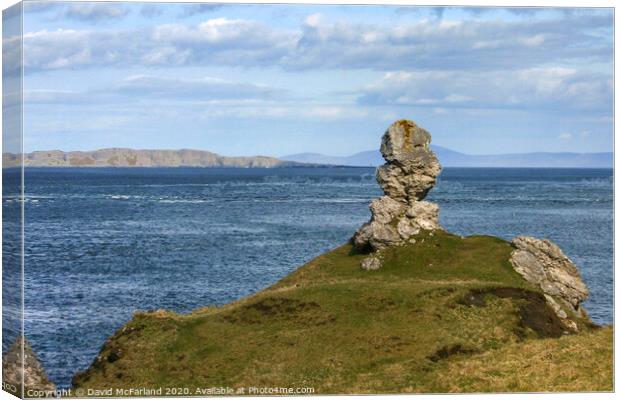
1 167 613 387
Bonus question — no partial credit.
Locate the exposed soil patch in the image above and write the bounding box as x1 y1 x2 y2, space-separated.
223 297 336 326
457 287 566 338
427 343 478 362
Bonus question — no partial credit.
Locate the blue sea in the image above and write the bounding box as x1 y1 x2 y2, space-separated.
2 167 614 388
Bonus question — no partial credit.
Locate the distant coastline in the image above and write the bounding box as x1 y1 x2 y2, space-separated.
282 146 614 169
2 146 614 168
2 148 305 169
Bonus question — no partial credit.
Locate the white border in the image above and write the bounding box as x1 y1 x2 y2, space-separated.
0 1 616 400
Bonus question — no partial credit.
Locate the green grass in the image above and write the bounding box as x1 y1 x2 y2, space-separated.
72 230 612 394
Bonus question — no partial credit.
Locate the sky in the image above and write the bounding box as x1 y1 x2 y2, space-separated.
6 2 615 156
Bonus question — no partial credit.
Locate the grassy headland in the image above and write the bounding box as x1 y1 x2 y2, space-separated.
72 230 612 394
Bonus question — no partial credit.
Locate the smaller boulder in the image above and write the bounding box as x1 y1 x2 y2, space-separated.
510 236 590 327
361 256 382 271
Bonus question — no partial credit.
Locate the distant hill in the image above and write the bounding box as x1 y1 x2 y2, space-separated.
3 148 304 168
282 146 613 168
4 146 612 169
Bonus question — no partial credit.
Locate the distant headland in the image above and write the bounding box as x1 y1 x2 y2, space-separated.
2 148 303 168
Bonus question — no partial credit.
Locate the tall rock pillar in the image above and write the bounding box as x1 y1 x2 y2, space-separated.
353 120 442 264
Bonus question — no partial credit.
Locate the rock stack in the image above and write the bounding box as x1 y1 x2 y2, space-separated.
352 120 441 268
351 118 592 328
351 119 591 332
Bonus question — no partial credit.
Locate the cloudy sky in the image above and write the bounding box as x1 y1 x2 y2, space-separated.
13 2 614 156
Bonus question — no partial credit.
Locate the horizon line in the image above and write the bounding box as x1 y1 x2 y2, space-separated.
7 146 614 159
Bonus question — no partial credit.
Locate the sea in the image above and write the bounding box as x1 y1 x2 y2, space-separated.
1 167 614 388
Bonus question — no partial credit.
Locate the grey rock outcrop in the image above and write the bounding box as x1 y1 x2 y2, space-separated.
353 120 442 268
361 255 382 271
377 121 441 203
510 236 590 330
2 336 56 396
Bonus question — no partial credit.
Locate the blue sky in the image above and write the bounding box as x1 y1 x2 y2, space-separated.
13 2 614 156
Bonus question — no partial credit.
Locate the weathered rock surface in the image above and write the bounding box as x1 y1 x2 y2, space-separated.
353 120 441 260
2 336 56 396
353 196 405 251
510 236 590 330
377 120 441 203
360 255 382 271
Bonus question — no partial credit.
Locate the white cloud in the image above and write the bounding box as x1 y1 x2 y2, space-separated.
558 132 573 140
520 34 545 47
17 8 613 135
304 13 324 27
358 67 612 112
22 18 297 72
20 12 612 73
